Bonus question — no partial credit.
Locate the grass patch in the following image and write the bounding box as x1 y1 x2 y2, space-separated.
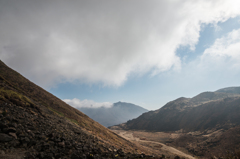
48 107 64 117
68 118 79 125
47 107 79 125
0 88 33 105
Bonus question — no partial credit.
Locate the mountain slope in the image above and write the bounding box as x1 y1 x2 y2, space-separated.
216 86 240 94
0 60 154 158
117 90 240 132
78 102 148 127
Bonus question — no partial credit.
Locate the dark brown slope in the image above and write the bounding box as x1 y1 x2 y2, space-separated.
117 90 240 132
0 60 91 131
0 60 155 158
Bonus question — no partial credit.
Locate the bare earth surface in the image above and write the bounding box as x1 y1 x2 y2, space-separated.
113 130 196 159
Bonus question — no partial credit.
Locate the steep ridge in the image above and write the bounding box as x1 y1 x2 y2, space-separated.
0 60 155 158
78 102 148 127
118 90 240 132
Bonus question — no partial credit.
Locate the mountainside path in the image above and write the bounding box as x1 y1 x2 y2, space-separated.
113 130 196 159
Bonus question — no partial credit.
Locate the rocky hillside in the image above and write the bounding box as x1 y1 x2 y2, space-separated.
78 102 148 127
116 89 240 132
0 60 155 158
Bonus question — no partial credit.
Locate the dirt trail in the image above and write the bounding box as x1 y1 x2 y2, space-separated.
117 131 196 159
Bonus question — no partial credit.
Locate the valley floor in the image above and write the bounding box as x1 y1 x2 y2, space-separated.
112 130 196 159
112 126 240 159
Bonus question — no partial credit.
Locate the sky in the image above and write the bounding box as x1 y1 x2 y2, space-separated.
1 0 240 110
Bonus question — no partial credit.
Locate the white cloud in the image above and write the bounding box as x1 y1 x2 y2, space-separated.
63 98 113 109
0 0 240 88
150 28 240 106
171 28 240 94
201 28 240 69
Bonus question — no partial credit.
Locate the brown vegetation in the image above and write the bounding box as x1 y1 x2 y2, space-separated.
168 126 240 158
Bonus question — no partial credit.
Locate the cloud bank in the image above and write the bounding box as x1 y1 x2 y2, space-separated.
194 28 240 80
0 0 240 88
173 28 240 93
63 98 113 109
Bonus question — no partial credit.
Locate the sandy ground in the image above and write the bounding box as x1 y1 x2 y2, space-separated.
114 130 196 159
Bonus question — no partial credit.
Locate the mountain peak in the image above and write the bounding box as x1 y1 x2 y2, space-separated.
79 101 148 127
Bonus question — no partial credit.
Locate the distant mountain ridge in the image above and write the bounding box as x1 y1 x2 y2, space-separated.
115 87 240 132
216 86 240 94
79 102 148 127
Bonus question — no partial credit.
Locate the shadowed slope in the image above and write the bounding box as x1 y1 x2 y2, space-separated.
116 90 240 132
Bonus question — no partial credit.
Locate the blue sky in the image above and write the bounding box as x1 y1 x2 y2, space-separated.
1 0 240 110
51 16 240 110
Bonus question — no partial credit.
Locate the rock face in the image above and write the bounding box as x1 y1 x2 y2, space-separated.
78 102 148 127
0 133 13 142
119 89 240 132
